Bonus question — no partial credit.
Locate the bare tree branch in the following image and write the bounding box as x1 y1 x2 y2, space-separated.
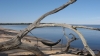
0 0 76 52
64 33 77 52
71 29 95 56
34 0 77 24
38 23 100 31
36 23 96 56
63 27 69 41
62 27 77 52
72 25 100 31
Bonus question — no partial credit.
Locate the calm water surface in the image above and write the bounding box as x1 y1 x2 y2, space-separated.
0 25 100 50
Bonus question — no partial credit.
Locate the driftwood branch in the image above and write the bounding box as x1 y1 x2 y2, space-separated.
62 27 78 52
0 0 98 56
72 29 95 56
34 0 77 24
0 23 98 56
0 0 76 50
64 33 78 52
0 0 76 56
38 23 100 31
63 27 69 41
36 23 97 56
1 23 97 55
72 25 100 31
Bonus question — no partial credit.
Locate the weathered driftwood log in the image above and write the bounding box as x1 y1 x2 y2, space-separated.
0 0 77 56
37 23 98 56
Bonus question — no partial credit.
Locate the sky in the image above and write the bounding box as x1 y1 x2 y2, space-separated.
0 0 100 24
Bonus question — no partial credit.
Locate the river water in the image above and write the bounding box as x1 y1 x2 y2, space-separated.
0 25 100 50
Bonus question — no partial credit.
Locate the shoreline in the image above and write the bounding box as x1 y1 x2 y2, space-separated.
0 27 97 56
0 27 66 55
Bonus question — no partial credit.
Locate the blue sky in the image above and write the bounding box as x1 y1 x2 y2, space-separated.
0 0 100 24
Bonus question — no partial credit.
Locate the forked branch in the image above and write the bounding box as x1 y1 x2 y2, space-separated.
65 33 78 52
37 23 97 56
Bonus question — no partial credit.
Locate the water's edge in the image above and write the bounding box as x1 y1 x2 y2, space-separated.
0 25 100 50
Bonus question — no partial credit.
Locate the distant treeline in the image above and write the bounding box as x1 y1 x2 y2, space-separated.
0 23 32 25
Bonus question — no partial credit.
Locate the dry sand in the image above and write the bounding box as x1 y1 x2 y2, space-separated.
0 27 81 56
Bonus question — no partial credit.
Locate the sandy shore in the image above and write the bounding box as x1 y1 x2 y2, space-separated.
0 27 88 56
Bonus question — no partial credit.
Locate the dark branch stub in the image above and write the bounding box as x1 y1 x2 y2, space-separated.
69 33 79 40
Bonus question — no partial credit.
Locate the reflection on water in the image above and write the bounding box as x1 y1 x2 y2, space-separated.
0 25 100 49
